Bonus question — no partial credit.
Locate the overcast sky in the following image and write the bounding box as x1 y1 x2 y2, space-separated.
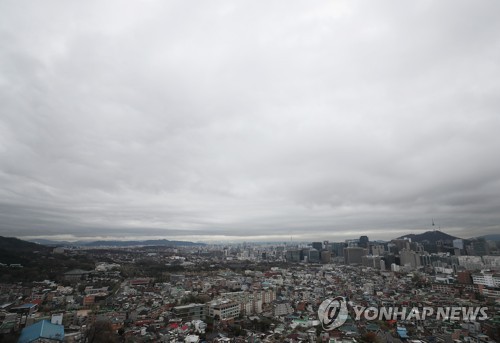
1 1 499 243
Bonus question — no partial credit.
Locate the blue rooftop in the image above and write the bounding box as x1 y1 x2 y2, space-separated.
397 326 409 339
18 320 64 343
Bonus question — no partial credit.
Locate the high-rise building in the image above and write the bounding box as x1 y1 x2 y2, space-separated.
359 236 369 248
308 249 320 263
453 239 464 250
362 255 382 269
346 239 359 247
331 242 345 257
300 248 309 262
371 245 385 256
391 239 411 252
383 253 396 269
471 239 490 256
399 249 421 270
420 253 431 266
380 259 386 271
312 242 323 251
344 247 367 265
285 250 301 262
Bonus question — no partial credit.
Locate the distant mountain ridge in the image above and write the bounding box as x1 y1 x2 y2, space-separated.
28 238 206 247
0 236 51 266
396 230 460 243
83 239 206 247
14 230 487 249
30 238 75 246
0 236 50 252
473 234 500 241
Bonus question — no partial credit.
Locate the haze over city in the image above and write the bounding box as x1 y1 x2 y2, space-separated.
1 1 500 243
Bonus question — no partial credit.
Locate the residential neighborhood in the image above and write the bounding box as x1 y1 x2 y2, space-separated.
1 233 499 342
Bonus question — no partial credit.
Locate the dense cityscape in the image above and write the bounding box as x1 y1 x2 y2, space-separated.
1 231 499 342
2 1 500 342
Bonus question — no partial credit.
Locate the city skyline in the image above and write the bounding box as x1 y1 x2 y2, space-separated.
16 227 480 245
1 1 500 242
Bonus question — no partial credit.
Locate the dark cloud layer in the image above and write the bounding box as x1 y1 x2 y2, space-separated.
1 1 500 242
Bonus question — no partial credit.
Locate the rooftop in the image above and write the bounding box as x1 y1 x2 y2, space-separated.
18 320 64 343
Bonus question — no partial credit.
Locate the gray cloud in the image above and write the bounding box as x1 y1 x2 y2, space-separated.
1 1 500 242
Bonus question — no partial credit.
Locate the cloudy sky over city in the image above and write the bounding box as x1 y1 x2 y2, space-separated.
1 1 499 242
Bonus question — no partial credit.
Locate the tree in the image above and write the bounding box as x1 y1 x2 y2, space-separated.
361 332 380 343
85 320 118 343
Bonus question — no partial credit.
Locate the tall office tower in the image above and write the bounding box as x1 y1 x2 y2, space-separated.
308 249 320 263
331 242 345 257
312 242 323 251
371 245 385 256
453 239 464 250
359 235 369 248
391 239 411 252
344 247 367 265
472 239 490 256
399 248 422 270
285 250 301 262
